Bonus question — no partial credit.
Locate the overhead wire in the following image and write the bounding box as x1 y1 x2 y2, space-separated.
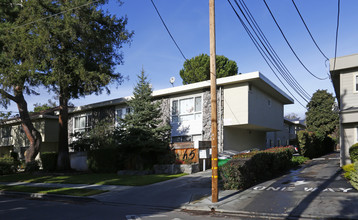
263 0 328 80
333 0 341 71
227 0 307 108
237 0 311 101
150 0 188 61
291 0 329 61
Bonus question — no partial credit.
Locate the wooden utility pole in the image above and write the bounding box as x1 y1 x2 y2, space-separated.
209 0 218 203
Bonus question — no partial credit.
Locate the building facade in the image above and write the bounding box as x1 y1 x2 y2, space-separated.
330 53 358 166
68 72 293 153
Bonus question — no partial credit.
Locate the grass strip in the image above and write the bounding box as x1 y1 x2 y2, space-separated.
0 173 187 186
0 184 107 196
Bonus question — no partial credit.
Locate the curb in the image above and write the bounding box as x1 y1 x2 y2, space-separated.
0 190 98 203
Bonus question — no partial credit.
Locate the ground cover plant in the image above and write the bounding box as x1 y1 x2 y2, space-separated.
0 173 186 186
0 185 106 196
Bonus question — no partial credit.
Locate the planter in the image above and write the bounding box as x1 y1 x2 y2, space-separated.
153 163 199 174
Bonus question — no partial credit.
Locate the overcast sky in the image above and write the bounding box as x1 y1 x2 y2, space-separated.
2 0 358 119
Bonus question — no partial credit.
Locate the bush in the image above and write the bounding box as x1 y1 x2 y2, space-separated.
291 156 309 167
87 148 119 173
349 143 358 163
349 162 358 190
220 146 294 190
343 163 355 180
298 130 335 159
40 152 58 171
219 159 247 190
25 160 40 172
0 156 18 175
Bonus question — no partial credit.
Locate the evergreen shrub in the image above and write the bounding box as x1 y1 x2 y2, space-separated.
87 148 118 173
0 156 17 175
40 152 58 171
349 143 358 163
343 163 355 180
349 162 358 190
25 160 40 172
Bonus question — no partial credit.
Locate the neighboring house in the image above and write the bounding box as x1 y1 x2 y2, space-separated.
0 108 59 159
68 72 293 153
266 118 306 148
330 53 358 166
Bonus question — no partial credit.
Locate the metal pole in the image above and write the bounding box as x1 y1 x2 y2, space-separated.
209 0 218 203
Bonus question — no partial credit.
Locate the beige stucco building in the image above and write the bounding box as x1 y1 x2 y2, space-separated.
330 53 358 166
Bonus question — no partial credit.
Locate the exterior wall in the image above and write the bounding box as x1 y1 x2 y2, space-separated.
339 68 358 110
340 123 358 165
223 126 266 152
223 83 249 126
249 86 283 130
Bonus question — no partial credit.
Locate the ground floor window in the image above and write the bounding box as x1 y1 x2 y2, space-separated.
172 136 192 143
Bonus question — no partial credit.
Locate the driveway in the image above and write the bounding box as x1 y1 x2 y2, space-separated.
185 152 358 219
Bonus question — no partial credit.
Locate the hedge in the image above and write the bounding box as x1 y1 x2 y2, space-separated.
350 162 358 190
87 148 119 173
349 143 358 163
0 156 18 175
40 152 58 171
219 146 294 190
297 130 335 159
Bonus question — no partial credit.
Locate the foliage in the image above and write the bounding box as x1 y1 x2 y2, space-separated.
297 130 335 159
305 90 339 139
40 152 58 172
285 113 300 120
349 143 358 163
343 163 355 180
116 70 171 170
0 111 12 120
232 151 259 159
349 162 358 190
0 156 18 175
291 156 309 167
179 54 238 84
70 121 116 152
24 161 40 173
33 100 57 112
87 148 119 173
220 146 294 190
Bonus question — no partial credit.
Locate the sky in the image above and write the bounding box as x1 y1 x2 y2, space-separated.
2 0 358 119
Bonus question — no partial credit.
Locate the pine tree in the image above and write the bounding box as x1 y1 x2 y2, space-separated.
118 69 171 170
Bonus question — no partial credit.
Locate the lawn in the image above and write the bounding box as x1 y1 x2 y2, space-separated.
0 184 107 196
0 173 187 186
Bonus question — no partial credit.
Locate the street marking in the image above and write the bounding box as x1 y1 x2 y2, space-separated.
252 185 354 193
293 180 310 186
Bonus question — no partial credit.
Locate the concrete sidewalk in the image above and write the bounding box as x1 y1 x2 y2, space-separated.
184 152 358 219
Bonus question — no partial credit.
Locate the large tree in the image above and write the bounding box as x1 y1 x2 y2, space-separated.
179 54 238 84
28 0 133 170
305 90 339 138
0 0 44 162
117 70 171 170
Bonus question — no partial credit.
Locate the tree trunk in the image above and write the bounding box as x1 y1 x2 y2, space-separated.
57 86 71 170
13 87 42 163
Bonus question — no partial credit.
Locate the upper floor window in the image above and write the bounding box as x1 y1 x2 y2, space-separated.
115 107 132 126
1 126 11 138
74 114 92 133
171 96 202 123
355 74 358 92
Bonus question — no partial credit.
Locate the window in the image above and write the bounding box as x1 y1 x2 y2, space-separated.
172 136 192 143
171 96 202 123
1 126 11 138
355 74 358 92
267 99 272 107
277 139 281 146
74 115 92 133
115 107 133 126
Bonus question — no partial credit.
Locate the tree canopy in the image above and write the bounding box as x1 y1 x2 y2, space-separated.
305 90 339 138
179 54 238 84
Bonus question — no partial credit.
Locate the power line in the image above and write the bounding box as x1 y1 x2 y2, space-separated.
237 0 311 101
263 0 328 81
227 0 307 108
291 0 329 60
333 0 341 71
150 0 188 61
